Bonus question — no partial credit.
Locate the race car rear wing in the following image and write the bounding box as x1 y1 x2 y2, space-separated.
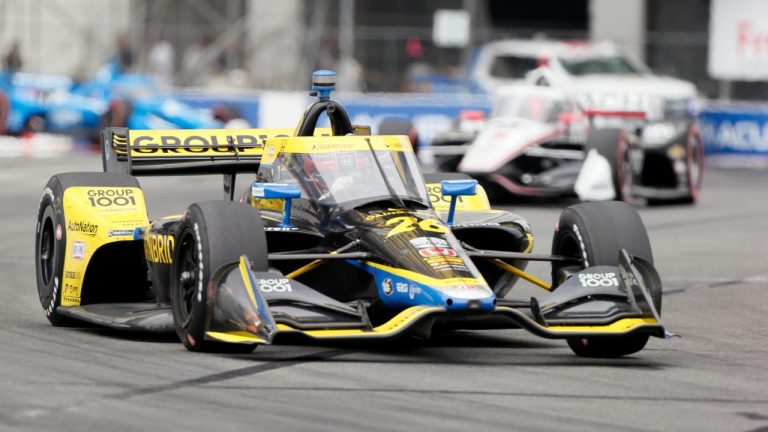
102 127 286 176
101 126 372 177
101 125 372 200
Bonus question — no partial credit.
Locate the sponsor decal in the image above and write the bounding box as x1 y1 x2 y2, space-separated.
72 241 85 260
144 233 175 264
418 247 457 258
63 282 78 296
257 278 293 293
55 224 62 240
410 236 449 249
578 272 619 287
394 281 423 300
108 229 135 237
385 216 447 238
130 133 263 154
395 281 409 294
264 226 298 231
62 296 79 304
423 255 468 272
63 270 80 280
87 188 137 208
364 208 411 221
382 278 394 296
67 220 98 237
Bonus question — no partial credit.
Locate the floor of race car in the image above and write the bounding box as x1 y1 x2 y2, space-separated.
1 154 766 432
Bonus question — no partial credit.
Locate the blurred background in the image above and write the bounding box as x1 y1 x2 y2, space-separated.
0 0 766 167
0 0 759 95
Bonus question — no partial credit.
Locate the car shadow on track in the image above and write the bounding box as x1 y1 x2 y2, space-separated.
235 331 671 370
69 325 180 343
63 325 670 369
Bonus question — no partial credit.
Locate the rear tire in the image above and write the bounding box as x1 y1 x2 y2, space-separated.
170 201 268 353
551 201 659 358
587 128 633 203
35 180 70 326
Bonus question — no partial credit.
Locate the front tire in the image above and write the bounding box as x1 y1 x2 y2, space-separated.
551 201 659 358
35 178 69 325
35 173 142 325
682 123 704 204
170 201 268 353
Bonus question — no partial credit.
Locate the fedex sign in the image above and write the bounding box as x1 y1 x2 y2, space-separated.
709 0 768 80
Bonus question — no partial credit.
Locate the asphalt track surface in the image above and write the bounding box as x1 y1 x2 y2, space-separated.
1 154 766 432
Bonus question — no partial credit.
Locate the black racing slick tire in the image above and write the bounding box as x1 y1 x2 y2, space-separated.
35 181 70 326
170 201 268 353
35 173 141 325
587 128 633 203
551 201 660 358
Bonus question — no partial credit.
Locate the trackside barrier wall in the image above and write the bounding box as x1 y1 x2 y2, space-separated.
699 103 768 168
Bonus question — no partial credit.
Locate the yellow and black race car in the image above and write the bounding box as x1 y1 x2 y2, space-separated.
34 71 671 357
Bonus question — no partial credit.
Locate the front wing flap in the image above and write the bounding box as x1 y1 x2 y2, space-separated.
203 253 667 346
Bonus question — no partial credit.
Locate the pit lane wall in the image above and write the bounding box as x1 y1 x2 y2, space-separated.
175 90 768 168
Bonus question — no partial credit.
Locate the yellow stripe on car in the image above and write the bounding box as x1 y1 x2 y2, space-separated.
544 317 659 333
206 331 265 344
261 136 412 165
239 256 259 309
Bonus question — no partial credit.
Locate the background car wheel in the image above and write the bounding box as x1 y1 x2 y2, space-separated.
0 90 9 135
103 98 132 128
551 201 660 358
586 128 633 203
170 201 268 353
25 114 46 133
682 123 704 204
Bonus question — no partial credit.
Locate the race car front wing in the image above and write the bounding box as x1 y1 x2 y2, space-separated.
202 251 670 347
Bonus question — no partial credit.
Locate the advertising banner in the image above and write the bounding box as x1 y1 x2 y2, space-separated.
709 0 768 80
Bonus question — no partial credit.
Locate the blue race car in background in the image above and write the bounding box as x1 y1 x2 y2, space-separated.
74 62 232 131
0 61 241 137
0 71 107 135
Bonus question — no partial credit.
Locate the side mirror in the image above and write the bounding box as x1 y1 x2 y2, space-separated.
252 182 301 228
440 179 478 226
